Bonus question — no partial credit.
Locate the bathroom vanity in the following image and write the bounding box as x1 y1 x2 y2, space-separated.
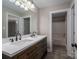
2 35 47 59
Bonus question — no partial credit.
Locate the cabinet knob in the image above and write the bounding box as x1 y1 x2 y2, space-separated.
71 43 77 49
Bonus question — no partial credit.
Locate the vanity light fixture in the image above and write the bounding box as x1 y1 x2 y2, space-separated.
31 4 35 8
15 1 20 6
9 0 35 11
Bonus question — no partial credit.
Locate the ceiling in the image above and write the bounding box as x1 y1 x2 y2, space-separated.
33 0 72 8
2 0 72 13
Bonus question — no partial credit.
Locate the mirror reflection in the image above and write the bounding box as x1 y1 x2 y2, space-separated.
23 17 30 35
8 14 19 37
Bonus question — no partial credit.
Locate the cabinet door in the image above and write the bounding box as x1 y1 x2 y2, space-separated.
17 53 28 59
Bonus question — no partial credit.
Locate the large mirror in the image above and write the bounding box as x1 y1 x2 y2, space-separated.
2 0 38 38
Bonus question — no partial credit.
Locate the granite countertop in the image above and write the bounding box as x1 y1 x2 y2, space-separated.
2 35 47 57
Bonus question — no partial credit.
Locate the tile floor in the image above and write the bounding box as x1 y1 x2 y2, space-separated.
44 45 72 59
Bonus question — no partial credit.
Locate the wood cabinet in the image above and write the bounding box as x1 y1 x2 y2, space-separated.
2 37 47 59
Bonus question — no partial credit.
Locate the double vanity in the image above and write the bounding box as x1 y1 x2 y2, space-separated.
2 35 47 59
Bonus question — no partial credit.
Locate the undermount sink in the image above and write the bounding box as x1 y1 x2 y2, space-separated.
10 39 34 46
10 41 26 46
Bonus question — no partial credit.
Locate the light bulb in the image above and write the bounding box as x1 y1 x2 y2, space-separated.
27 1 31 8
20 4 24 8
15 1 20 6
24 7 28 11
27 1 31 5
31 4 35 8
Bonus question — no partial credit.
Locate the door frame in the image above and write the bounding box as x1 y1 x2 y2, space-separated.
70 0 77 59
70 0 77 47
49 8 69 53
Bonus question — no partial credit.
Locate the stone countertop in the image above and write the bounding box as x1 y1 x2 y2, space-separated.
2 35 47 57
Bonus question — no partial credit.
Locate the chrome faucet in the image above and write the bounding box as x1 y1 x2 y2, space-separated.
30 32 36 37
9 38 14 42
15 31 21 41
